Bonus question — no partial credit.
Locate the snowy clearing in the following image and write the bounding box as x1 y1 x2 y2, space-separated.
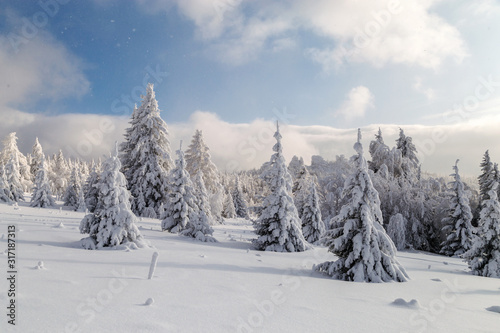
0 200 499 333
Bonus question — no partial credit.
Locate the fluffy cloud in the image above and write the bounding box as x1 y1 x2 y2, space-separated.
335 86 374 122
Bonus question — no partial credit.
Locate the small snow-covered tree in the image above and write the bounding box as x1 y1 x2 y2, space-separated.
161 145 215 242
30 137 44 181
301 180 325 244
292 165 311 219
30 156 55 208
464 183 500 278
185 129 223 222
315 129 409 282
121 83 173 218
288 155 304 180
49 150 69 198
63 167 81 208
193 172 214 225
83 165 100 213
233 177 249 219
368 128 390 173
478 150 496 206
0 165 11 203
5 153 24 202
222 190 236 219
79 147 145 250
387 213 407 251
440 160 475 257
253 123 309 252
2 132 31 192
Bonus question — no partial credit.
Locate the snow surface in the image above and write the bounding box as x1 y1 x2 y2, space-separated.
0 198 499 333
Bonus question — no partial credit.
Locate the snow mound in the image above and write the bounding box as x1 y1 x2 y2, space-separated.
144 298 154 306
35 261 45 270
53 222 65 228
391 298 421 309
486 306 500 313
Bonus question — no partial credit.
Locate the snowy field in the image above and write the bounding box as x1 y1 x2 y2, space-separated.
0 199 499 333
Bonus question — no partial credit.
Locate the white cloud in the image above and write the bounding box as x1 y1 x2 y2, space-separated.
413 77 435 101
335 86 374 122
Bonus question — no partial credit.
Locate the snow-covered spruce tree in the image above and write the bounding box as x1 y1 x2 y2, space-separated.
222 189 236 219
63 167 81 208
2 132 31 192
30 156 55 208
76 183 87 212
292 165 311 219
49 150 69 199
83 164 100 213
233 177 249 219
315 129 409 282
253 123 309 252
161 145 216 242
193 172 214 225
79 147 145 250
463 183 500 278
30 137 44 181
396 128 419 182
301 180 325 244
5 153 25 202
288 155 304 180
478 150 496 206
387 213 407 251
120 84 173 218
440 160 475 257
368 128 390 173
185 129 223 222
0 165 11 203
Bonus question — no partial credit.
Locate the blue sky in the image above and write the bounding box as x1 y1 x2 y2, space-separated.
1 0 500 176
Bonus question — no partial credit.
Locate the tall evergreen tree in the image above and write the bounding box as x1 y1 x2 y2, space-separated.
30 156 55 208
5 153 24 202
30 137 44 181
301 180 325 243
222 189 237 219
0 165 11 203
478 150 496 206
2 132 31 192
440 160 475 257
368 128 390 173
185 129 223 221
63 167 81 208
253 123 309 252
292 165 311 219
120 83 173 218
83 164 100 213
193 172 214 225
50 150 69 198
464 183 500 278
233 177 249 219
315 129 409 282
79 147 145 250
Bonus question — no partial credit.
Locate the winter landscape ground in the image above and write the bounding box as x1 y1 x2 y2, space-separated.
1 198 499 333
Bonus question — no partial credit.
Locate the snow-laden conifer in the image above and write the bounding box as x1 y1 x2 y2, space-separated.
478 150 496 206
315 129 409 282
387 213 407 251
185 129 223 221
292 165 311 219
49 150 69 198
193 172 215 225
368 128 390 173
161 145 216 242
301 180 325 243
440 160 475 257
463 183 500 278
0 165 11 203
253 123 309 252
83 164 100 213
63 167 81 208
30 137 44 181
222 190 236 219
79 146 145 250
2 132 31 192
233 177 249 219
121 83 173 218
5 153 24 202
30 156 55 208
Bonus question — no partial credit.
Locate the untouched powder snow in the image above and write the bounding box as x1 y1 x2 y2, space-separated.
0 200 499 333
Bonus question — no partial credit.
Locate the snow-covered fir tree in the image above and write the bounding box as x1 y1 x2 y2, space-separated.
120 83 173 218
161 144 215 242
301 180 325 244
386 213 406 251
30 137 44 181
440 160 475 257
193 172 214 225
292 164 311 219
63 167 81 208
83 164 100 213
49 150 69 199
478 150 496 206
288 155 304 180
2 132 31 192
396 128 419 181
76 183 87 212
222 189 236 219
253 123 309 252
5 153 24 202
185 129 223 222
30 156 55 208
315 129 409 282
0 165 11 203
463 183 500 278
233 177 249 219
79 147 145 250
368 128 390 173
